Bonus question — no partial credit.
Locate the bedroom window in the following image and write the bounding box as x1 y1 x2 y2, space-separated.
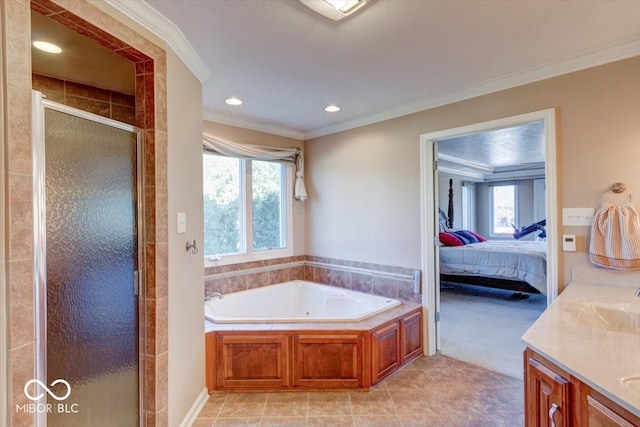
489 183 518 237
203 153 292 263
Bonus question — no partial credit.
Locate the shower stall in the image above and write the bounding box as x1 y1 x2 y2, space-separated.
32 91 143 426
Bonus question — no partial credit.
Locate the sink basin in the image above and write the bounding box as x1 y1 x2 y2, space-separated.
565 299 640 335
621 376 640 397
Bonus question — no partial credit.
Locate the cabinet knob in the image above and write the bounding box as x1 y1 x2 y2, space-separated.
549 403 560 427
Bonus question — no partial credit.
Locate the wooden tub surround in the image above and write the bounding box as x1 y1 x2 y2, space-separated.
205 303 423 392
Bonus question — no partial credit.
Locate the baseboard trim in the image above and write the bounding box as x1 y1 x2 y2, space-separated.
179 387 209 427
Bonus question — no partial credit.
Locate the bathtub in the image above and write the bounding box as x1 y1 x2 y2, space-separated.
204 280 401 323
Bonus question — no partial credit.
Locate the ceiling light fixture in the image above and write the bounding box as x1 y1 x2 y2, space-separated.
33 40 62 54
225 97 243 106
300 0 367 21
324 105 341 112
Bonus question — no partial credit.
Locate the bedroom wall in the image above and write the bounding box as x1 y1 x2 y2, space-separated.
305 56 640 290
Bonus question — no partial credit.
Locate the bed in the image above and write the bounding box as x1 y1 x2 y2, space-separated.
439 240 547 295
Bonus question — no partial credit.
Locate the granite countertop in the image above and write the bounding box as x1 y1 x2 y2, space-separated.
205 301 422 333
522 267 640 417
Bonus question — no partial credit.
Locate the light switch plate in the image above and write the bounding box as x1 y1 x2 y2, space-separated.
177 212 187 234
562 208 594 226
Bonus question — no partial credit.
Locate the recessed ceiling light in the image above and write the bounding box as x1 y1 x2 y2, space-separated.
33 40 62 54
324 105 341 112
225 97 243 106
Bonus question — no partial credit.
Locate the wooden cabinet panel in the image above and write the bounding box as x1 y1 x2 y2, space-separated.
292 334 365 389
216 334 290 389
401 309 423 364
525 352 571 427
586 395 637 427
205 332 216 392
524 348 640 427
371 321 400 384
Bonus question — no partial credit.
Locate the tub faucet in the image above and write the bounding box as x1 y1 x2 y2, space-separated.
635 287 640 297
205 291 223 301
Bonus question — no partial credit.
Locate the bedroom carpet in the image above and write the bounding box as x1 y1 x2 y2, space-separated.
439 282 547 379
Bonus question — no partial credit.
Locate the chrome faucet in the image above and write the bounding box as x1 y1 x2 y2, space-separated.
635 287 640 297
205 291 223 301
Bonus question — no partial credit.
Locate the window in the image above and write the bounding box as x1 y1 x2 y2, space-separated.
490 183 517 237
203 154 292 263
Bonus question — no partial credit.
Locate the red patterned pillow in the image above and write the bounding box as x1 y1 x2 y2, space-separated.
439 232 465 246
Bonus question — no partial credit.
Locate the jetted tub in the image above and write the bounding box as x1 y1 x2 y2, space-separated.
204 280 401 323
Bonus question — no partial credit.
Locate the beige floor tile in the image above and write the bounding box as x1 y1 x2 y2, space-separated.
307 415 354 426
263 401 309 417
260 416 308 426
193 354 525 425
213 417 262 426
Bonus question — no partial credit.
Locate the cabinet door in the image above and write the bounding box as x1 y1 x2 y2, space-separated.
525 353 571 427
371 321 400 384
292 334 365 389
216 334 290 390
586 394 639 427
401 309 423 364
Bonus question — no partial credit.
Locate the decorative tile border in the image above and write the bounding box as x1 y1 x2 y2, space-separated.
205 256 422 304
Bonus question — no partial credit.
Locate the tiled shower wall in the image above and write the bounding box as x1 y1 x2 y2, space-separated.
205 256 422 304
32 73 136 125
4 1 169 426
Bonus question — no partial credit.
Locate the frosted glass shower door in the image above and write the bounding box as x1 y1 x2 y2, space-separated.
41 105 141 426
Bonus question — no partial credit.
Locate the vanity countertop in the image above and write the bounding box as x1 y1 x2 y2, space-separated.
522 270 640 417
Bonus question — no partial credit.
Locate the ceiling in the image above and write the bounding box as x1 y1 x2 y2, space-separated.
31 10 135 95
31 1 640 141
437 121 546 181
140 0 639 138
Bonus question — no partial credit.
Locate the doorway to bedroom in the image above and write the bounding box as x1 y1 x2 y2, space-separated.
419 109 558 379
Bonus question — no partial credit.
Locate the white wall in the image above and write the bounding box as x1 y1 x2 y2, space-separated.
167 54 205 426
306 57 640 288
305 127 421 268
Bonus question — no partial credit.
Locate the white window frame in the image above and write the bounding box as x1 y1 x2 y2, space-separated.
204 157 294 267
489 182 518 238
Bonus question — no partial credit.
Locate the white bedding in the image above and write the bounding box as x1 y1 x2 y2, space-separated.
439 240 547 294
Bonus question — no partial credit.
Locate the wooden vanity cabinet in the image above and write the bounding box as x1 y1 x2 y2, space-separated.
371 308 423 385
206 307 424 392
400 309 423 363
524 348 640 427
582 385 640 427
525 348 575 427
371 321 400 384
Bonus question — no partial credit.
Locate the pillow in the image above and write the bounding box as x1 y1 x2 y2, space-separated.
453 230 481 244
439 232 464 246
467 230 487 242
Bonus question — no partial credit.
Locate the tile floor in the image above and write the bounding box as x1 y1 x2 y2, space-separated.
192 354 524 427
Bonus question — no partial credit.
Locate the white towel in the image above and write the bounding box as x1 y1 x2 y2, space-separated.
589 202 640 270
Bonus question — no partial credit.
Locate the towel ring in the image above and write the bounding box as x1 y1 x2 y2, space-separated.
611 182 626 194
600 182 632 205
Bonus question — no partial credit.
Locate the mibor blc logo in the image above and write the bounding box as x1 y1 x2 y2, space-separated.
16 379 79 414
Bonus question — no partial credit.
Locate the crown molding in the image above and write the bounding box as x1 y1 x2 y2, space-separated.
203 109 305 140
437 153 494 173
304 39 640 139
105 0 211 84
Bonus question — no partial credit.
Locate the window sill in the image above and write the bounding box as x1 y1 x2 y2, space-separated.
204 248 293 268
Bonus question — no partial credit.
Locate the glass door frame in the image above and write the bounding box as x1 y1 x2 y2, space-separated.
32 91 145 427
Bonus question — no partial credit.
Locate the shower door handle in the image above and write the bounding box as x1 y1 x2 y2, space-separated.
134 271 140 296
